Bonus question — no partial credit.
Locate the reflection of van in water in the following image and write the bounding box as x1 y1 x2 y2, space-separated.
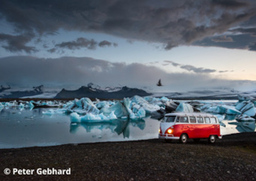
159 113 222 143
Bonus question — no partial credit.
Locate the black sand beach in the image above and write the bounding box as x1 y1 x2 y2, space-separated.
0 133 256 181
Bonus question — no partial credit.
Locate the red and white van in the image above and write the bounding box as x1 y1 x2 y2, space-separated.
159 112 222 143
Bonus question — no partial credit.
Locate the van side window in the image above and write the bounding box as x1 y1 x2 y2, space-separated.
205 117 210 124
189 116 196 123
166 116 176 122
197 117 204 123
210 117 217 123
177 116 188 123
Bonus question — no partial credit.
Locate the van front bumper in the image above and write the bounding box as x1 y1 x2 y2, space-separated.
159 134 179 140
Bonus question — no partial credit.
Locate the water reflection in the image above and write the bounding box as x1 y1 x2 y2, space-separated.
70 118 146 138
228 121 256 132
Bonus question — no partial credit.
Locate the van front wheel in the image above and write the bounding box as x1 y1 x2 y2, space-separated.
208 135 216 144
180 134 188 144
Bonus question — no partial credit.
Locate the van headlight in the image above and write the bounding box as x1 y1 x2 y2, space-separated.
167 128 173 134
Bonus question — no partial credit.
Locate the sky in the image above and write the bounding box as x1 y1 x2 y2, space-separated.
0 0 256 92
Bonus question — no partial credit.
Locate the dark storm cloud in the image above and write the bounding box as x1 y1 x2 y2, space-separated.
99 40 117 47
0 0 256 52
212 0 248 9
55 38 97 50
0 56 253 91
48 38 117 52
194 33 256 50
0 33 37 53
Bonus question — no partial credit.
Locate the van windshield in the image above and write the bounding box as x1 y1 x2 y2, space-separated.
164 116 176 122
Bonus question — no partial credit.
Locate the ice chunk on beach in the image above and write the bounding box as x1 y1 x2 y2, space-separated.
176 102 194 113
235 101 256 117
236 114 255 122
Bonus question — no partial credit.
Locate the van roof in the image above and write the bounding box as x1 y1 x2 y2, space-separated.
165 112 216 117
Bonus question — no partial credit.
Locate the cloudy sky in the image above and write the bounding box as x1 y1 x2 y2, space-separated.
0 0 256 92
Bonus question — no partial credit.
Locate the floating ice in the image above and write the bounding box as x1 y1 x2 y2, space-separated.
18 103 25 110
236 114 255 122
176 102 194 113
70 112 81 123
221 105 241 115
100 101 128 118
66 98 100 115
235 101 256 117
0 102 3 111
201 104 240 115
131 95 160 114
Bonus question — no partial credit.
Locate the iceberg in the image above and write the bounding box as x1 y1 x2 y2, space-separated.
236 114 255 122
165 100 178 113
237 94 255 102
70 112 81 123
100 101 128 118
200 104 240 115
176 102 194 113
0 102 4 111
218 105 240 115
70 111 117 123
131 95 160 114
123 98 136 119
18 103 25 110
235 101 256 117
66 98 100 115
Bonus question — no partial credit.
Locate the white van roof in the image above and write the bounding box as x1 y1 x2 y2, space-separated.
165 112 216 117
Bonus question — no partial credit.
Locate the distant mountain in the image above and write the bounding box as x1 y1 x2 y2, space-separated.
54 85 152 99
0 85 44 98
0 85 11 93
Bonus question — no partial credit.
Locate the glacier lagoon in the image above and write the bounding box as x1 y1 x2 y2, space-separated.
0 108 160 149
0 97 255 149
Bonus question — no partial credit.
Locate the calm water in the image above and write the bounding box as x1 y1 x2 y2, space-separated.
0 107 255 149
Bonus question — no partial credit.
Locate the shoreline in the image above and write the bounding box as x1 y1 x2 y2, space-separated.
0 132 255 151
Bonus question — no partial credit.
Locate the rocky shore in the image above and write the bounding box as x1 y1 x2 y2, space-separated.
0 133 256 181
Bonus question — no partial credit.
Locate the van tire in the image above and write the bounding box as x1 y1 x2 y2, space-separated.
180 134 188 144
208 135 216 144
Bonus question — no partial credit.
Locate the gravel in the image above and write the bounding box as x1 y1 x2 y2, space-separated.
0 132 256 181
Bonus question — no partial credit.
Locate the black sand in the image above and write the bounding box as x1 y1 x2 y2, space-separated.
0 133 256 181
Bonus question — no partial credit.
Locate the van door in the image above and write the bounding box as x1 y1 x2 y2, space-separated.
195 116 205 138
176 116 189 137
188 116 196 138
210 117 220 136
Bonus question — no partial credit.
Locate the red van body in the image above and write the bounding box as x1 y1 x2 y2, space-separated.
159 112 222 143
